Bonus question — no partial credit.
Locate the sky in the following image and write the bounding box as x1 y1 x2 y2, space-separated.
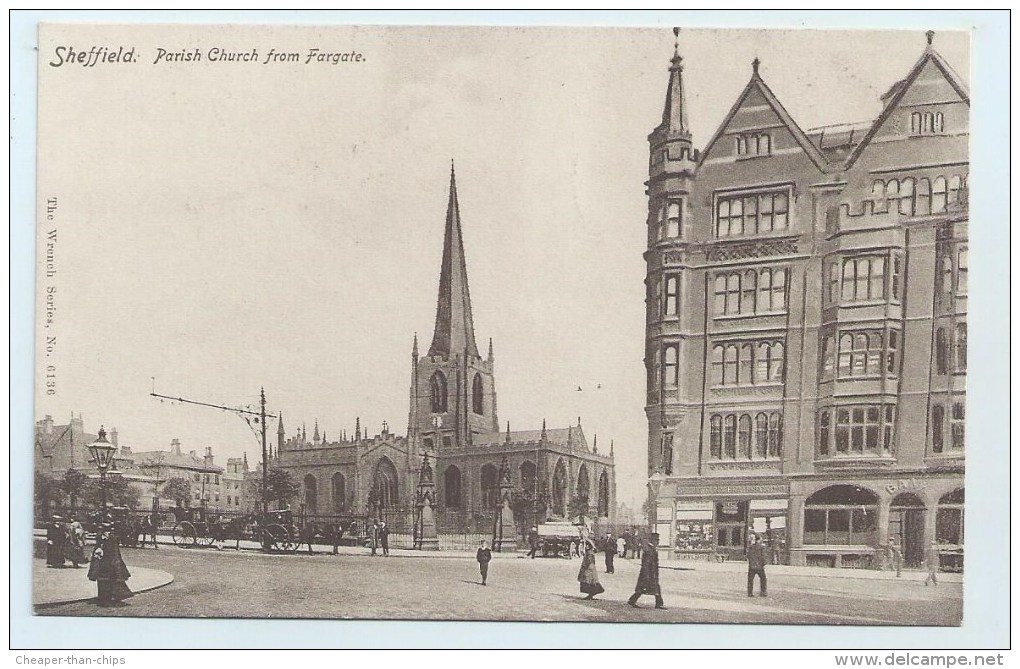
34 24 969 509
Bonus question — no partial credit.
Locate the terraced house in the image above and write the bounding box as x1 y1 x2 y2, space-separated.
644 32 967 570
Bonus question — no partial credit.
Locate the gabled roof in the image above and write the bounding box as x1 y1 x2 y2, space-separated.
699 63 829 172
132 450 224 473
845 45 970 169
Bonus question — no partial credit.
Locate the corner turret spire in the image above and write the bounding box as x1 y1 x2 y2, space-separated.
660 27 691 139
428 162 480 359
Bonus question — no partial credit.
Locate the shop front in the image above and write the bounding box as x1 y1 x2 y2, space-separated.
788 475 965 570
665 480 789 562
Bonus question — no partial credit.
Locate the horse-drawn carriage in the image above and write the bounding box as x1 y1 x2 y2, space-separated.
169 507 301 553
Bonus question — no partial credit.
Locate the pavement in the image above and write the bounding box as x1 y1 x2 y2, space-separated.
32 557 174 607
29 530 954 607
35 544 962 624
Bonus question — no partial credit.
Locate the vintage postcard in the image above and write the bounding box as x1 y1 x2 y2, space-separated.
32 22 970 627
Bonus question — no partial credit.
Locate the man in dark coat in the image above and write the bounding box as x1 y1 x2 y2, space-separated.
628 533 665 609
45 516 67 568
379 521 390 557
603 532 615 574
369 520 379 556
527 526 539 559
476 540 492 585
140 514 158 549
746 534 768 597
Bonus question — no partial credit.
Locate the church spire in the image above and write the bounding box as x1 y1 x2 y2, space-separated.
661 27 691 139
427 162 480 359
313 420 320 443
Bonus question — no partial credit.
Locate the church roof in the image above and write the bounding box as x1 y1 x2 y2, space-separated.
427 163 480 359
472 426 591 451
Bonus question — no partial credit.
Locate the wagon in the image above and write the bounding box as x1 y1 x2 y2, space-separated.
169 507 300 553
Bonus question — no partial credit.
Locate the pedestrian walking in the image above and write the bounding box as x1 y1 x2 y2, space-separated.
578 540 605 600
627 533 665 609
370 520 379 556
88 524 134 607
476 540 492 585
924 540 940 586
746 534 768 597
616 535 626 558
889 536 903 578
603 533 615 574
527 526 540 559
45 516 67 568
65 517 87 568
379 521 390 557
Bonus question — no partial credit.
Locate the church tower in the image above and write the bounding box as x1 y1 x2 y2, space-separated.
410 164 499 454
645 30 698 477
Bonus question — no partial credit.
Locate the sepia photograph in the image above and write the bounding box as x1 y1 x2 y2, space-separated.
15 13 1006 651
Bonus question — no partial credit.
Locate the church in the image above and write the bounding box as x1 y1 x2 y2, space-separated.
276 166 616 528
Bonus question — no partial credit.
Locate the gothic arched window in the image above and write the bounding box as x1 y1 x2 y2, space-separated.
430 371 448 413
444 466 462 509
472 373 484 415
331 472 346 513
303 474 318 513
481 464 499 509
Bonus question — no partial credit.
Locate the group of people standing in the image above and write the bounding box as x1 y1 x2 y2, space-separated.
368 520 390 556
44 514 134 607
45 515 87 569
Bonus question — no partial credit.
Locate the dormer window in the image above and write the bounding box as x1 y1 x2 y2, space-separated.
910 110 945 136
735 132 772 157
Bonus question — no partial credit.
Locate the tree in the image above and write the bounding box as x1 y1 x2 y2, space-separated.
248 467 300 510
641 497 656 526
162 477 192 509
61 469 89 513
81 475 141 510
34 471 61 517
568 492 591 525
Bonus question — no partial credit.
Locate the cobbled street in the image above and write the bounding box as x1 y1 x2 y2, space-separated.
36 546 962 625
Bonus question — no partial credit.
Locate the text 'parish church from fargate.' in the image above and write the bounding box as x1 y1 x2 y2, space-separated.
276 164 616 526
645 30 967 571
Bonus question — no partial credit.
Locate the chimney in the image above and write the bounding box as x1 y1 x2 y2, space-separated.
43 415 53 434
171 438 181 455
120 445 131 455
204 447 214 466
110 427 119 447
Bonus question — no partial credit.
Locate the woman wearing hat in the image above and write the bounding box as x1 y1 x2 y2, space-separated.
64 517 87 568
577 537 605 600
88 524 134 606
45 516 67 568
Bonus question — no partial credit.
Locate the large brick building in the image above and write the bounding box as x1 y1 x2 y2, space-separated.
644 32 966 568
278 167 616 526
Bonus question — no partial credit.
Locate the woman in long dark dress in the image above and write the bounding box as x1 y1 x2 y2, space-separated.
45 516 67 568
577 539 605 600
87 525 134 606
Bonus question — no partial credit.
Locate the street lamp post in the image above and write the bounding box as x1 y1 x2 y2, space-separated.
88 426 117 517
